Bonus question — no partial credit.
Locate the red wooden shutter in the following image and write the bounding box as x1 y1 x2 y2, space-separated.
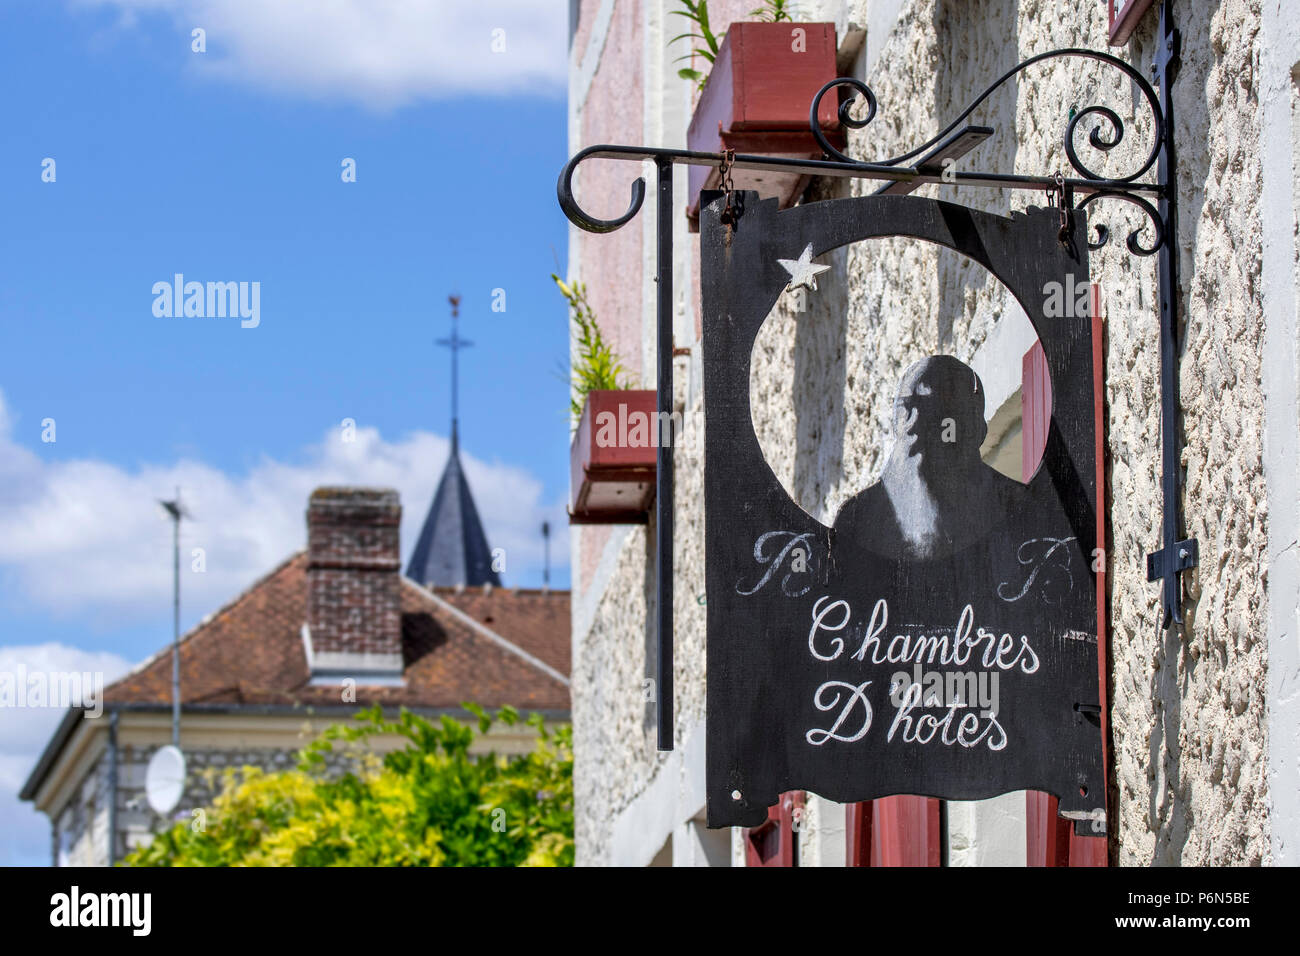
745 791 804 866
847 796 942 867
846 800 872 866
1108 0 1158 46
1021 341 1053 481
1023 284 1109 867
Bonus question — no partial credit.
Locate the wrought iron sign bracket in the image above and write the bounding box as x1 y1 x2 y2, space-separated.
558 1 1195 750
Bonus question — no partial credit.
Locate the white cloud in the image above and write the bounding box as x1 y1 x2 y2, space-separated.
0 643 132 867
0 643 132 754
0 757 51 866
0 389 568 864
0 389 570 630
74 0 568 109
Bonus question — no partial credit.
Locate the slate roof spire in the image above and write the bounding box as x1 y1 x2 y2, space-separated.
405 296 503 589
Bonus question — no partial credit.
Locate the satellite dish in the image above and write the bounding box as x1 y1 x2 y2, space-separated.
145 744 186 815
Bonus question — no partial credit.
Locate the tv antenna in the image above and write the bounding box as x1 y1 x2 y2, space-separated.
158 488 192 747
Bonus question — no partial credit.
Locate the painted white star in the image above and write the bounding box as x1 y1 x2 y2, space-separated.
777 243 831 293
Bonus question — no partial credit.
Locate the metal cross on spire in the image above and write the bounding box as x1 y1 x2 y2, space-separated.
437 294 473 448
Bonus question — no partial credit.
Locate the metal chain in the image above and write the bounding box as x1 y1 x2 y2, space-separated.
719 148 737 225
1047 170 1070 244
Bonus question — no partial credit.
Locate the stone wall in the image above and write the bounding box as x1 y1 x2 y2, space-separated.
570 0 1274 865
52 751 112 867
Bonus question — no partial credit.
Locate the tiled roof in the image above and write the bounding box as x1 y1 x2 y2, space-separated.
433 587 571 676
103 553 570 713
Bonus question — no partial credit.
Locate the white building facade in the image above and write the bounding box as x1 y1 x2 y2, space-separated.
566 0 1297 866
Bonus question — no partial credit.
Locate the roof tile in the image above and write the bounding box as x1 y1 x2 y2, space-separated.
104 553 570 713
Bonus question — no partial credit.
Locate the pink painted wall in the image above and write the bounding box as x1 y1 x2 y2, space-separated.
573 0 647 597
571 0 788 596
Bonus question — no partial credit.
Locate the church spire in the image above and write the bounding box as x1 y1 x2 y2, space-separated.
405 295 502 589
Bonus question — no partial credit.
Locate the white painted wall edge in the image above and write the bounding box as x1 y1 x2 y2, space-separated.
1259 0 1300 868
865 0 911 78
607 717 711 866
570 0 616 112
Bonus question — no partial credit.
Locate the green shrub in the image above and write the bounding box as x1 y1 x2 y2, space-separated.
121 704 573 867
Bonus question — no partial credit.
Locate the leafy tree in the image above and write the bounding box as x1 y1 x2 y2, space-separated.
122 704 573 867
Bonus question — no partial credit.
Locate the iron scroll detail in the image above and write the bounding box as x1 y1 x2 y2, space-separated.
557 144 648 234
808 48 1165 186
1077 190 1164 256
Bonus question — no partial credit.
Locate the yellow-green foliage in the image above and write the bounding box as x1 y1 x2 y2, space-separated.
122 704 573 867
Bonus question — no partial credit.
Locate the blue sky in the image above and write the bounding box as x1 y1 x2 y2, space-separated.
0 0 572 866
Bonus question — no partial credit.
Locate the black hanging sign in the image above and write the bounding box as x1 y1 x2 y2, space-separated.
703 191 1105 834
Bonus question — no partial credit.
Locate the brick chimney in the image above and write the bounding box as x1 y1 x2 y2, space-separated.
303 487 403 683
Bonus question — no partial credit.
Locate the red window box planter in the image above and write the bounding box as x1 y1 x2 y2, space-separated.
569 389 658 525
685 21 844 229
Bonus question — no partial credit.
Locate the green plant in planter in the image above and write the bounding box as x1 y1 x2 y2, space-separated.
672 1 796 90
749 0 796 22
671 0 720 89
554 274 629 422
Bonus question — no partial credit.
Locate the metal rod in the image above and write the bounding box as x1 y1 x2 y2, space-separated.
171 492 180 747
107 709 119 866
559 146 1164 239
559 144 1164 231
655 156 674 751
1146 0 1196 626
1156 1 1180 624
569 144 1166 193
